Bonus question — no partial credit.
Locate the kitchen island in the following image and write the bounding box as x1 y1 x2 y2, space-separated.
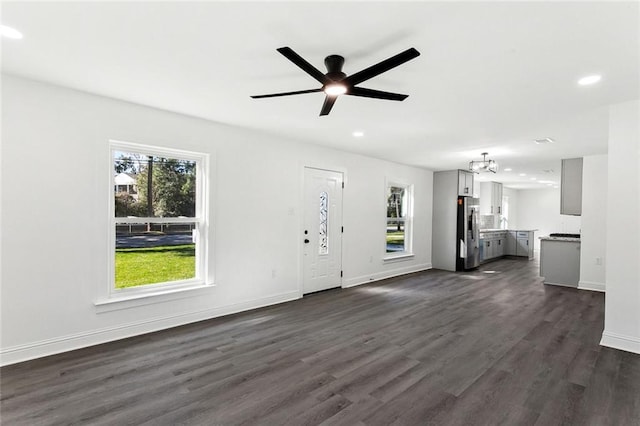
539 235 581 287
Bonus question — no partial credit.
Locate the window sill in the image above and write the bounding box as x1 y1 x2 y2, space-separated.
95 282 214 313
383 253 415 263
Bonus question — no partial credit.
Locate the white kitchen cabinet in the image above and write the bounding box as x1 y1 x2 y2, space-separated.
458 170 475 197
493 182 503 215
561 158 583 216
480 183 491 215
479 181 503 215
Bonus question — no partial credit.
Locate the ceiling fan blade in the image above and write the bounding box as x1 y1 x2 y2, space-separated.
344 48 420 86
277 47 330 85
250 88 322 99
319 95 338 116
348 87 408 101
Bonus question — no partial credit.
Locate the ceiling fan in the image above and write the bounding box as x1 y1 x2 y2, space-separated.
251 46 420 116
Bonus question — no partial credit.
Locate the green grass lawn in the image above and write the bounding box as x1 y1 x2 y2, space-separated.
386 231 405 244
115 244 195 289
386 231 405 253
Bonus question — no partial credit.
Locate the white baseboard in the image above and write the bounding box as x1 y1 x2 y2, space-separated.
0 291 300 367
578 280 606 292
343 263 432 288
600 330 640 354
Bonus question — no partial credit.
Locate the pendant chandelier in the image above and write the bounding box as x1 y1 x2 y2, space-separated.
469 152 498 173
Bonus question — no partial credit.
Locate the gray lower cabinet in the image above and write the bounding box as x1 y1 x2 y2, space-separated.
516 237 529 257
506 231 517 255
480 231 507 262
516 231 534 259
481 230 534 262
540 239 581 287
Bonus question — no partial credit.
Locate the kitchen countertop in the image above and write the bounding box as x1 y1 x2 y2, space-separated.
539 236 580 242
480 229 538 232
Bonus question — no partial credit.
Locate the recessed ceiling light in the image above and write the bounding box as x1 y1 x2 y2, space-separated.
534 138 554 144
519 173 527 177
578 75 601 86
352 131 364 137
530 177 537 180
504 168 512 172
547 183 553 186
0 25 23 39
553 186 559 189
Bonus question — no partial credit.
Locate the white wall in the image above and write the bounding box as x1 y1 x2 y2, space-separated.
502 187 519 230
578 154 607 292
0 75 433 365
515 188 581 252
601 99 640 354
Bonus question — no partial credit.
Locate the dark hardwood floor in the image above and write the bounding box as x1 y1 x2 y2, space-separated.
2 257 639 425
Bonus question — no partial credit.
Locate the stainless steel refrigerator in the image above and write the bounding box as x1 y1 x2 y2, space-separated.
456 197 480 271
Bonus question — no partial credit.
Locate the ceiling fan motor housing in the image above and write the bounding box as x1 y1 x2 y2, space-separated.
324 55 347 81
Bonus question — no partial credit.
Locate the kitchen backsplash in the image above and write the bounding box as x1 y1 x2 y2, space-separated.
480 215 497 229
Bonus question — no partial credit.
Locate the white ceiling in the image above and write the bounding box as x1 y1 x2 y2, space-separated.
2 1 638 189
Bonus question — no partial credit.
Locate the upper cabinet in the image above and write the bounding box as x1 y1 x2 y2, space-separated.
457 170 475 197
480 181 503 215
493 182 503 215
561 158 583 216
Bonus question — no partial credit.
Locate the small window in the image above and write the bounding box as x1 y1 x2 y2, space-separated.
501 195 509 229
110 141 209 297
386 182 413 256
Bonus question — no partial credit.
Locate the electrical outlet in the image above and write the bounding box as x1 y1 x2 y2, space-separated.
271 269 276 278
369 256 373 263
595 258 602 266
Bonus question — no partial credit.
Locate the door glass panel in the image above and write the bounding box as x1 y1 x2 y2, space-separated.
319 191 328 255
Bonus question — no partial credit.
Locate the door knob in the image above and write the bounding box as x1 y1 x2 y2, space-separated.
304 239 310 243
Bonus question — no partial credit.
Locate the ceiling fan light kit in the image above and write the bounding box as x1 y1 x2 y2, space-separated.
251 46 420 116
324 83 347 96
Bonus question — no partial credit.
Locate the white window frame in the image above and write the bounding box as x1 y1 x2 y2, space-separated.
384 179 414 261
99 140 211 307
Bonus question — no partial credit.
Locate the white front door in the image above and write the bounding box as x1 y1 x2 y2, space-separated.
303 167 343 294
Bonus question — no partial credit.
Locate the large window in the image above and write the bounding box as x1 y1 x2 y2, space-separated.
109 141 209 297
386 182 413 256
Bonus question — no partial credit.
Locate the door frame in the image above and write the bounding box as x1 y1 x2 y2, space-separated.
299 164 347 297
